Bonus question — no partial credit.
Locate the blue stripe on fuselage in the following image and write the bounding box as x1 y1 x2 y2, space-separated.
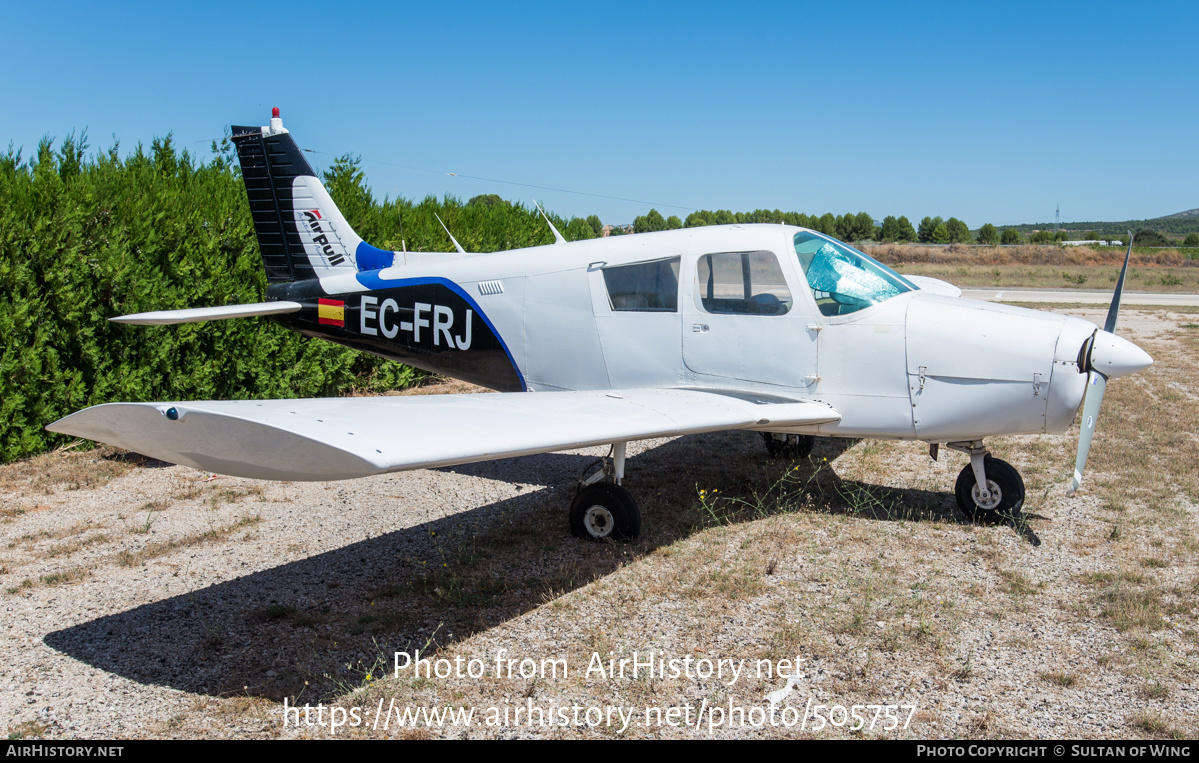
353 271 526 391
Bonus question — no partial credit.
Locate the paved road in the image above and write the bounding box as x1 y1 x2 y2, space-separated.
960 288 1199 307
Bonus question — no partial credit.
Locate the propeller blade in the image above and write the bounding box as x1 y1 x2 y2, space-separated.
1069 233 1154 493
1104 231 1133 334
1069 370 1107 494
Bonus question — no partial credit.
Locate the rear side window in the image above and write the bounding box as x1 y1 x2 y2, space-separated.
602 257 680 312
694 251 793 316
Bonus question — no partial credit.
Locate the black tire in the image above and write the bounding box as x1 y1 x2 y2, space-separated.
570 483 641 541
955 456 1024 523
762 432 815 460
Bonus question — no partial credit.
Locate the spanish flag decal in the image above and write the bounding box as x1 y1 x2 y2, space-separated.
317 299 345 327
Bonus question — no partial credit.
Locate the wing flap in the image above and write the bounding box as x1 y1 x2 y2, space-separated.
47 390 840 481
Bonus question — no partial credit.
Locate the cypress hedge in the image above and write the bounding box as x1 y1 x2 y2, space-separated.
1 135 575 463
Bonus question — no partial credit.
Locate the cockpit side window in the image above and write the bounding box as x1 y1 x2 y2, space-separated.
602 257 680 312
793 231 915 316
694 251 793 316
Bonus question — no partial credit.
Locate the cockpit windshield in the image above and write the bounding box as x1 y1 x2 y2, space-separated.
793 231 916 316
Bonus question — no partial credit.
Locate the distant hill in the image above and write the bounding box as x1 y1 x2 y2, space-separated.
1001 209 1199 240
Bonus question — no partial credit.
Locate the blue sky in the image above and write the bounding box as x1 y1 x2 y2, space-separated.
3 1 1195 228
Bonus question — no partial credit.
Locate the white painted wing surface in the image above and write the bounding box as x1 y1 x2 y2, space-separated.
109 302 303 325
901 275 962 298
46 390 840 481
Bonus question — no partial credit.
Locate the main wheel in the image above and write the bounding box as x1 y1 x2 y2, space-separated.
570 483 641 541
955 456 1024 523
762 432 816 459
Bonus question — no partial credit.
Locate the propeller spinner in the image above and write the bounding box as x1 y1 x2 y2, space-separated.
1068 234 1154 494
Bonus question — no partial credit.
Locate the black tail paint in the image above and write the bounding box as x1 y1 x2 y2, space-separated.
230 125 321 284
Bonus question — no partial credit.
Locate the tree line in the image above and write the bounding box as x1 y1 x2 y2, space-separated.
1002 215 1199 240
632 207 1028 245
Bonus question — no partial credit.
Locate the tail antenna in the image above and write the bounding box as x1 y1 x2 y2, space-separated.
533 199 567 245
433 213 467 254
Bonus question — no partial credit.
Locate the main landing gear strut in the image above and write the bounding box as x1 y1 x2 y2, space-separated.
761 432 815 460
571 442 642 541
942 440 1025 522
565 438 1027 539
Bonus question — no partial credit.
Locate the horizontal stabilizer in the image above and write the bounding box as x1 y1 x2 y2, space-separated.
110 302 303 325
46 390 840 482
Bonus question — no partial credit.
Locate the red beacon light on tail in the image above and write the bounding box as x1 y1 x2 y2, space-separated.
268 107 286 136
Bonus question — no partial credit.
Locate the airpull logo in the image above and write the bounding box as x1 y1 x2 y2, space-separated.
359 296 472 350
302 209 346 267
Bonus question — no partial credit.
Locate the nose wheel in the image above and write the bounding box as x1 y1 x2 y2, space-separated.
953 453 1025 522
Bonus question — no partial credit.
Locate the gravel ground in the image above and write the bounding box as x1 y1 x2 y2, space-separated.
2 308 1196 740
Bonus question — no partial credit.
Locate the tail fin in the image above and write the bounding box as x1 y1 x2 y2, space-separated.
230 108 395 283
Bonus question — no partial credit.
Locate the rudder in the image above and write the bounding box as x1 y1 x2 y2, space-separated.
231 108 390 283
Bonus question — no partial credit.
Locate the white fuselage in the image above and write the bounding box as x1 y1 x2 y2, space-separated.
315 224 1097 443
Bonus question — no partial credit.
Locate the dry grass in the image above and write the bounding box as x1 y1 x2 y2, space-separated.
116 514 263 567
4 512 263 596
1089 320 1199 506
0 507 28 522
5 720 52 739
0 445 146 496
1040 671 1078 688
205 486 264 508
138 499 171 513
1098 585 1166 632
861 244 1199 292
171 481 265 505
999 568 1043 596
7 521 103 549
1128 711 1178 737
1140 680 1170 700
896 263 1199 292
7 564 91 594
43 533 110 559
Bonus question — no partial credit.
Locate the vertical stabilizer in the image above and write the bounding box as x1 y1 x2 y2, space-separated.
230 108 395 283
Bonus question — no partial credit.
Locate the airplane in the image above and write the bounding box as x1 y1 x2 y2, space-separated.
46 109 1154 541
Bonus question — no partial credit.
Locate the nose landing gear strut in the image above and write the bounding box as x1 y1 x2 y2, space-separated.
944 441 1025 522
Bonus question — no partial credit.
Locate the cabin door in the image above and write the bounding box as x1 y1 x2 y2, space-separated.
682 250 817 390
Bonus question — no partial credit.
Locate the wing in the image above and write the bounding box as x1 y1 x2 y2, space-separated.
901 275 962 298
46 390 840 481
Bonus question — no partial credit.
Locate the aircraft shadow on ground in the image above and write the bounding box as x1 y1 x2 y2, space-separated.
45 432 1031 702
